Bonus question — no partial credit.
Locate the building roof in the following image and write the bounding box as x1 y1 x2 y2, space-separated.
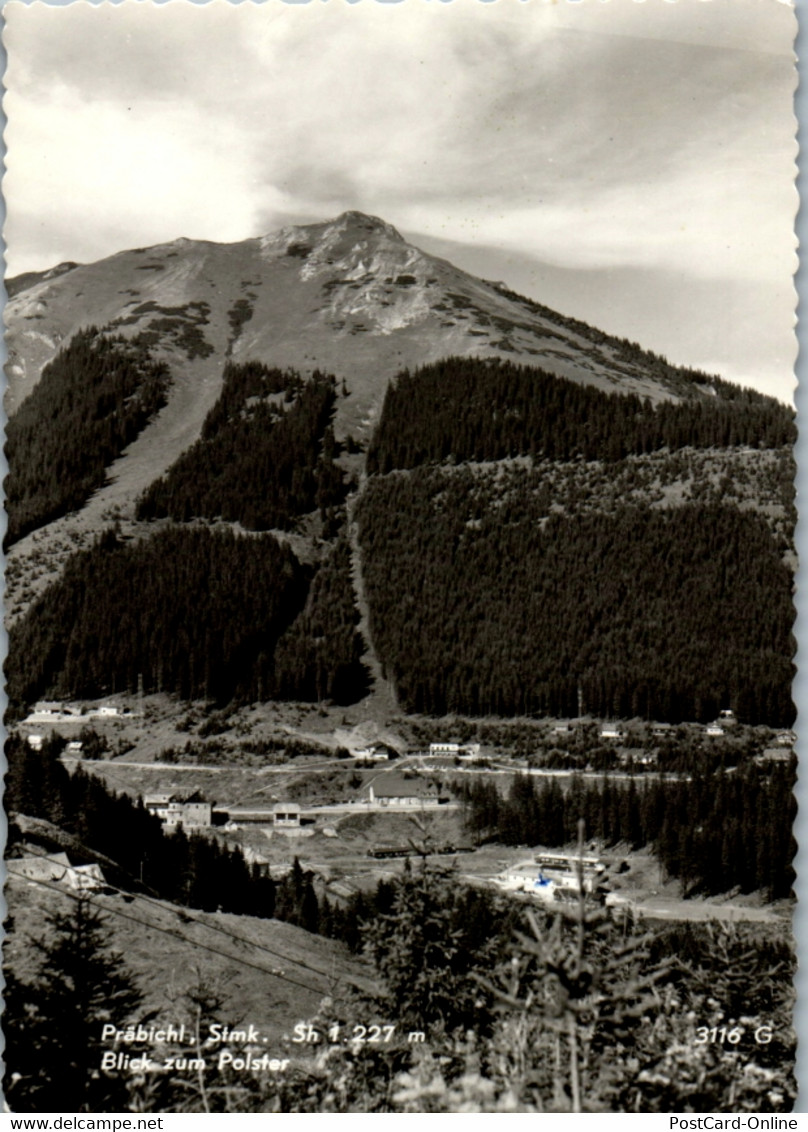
144 792 210 807
370 775 438 798
41 852 71 868
10 852 72 881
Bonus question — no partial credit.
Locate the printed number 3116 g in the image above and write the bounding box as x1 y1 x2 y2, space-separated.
695 1027 742 1044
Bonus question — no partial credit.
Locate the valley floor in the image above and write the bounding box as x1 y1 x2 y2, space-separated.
13 690 795 931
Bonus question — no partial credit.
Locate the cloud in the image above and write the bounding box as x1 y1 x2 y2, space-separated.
399 154 797 283
4 1 795 276
2 0 797 398
4 85 282 266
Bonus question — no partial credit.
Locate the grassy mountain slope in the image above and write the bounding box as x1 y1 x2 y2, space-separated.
5 876 378 1042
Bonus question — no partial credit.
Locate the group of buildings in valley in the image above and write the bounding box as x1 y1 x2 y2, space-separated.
427 742 482 759
139 772 446 835
19 698 795 847
23 700 132 724
142 792 212 829
552 713 796 747
497 851 608 906
20 699 135 754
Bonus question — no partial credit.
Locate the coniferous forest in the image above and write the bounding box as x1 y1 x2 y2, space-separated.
136 362 346 530
6 347 796 728
5 328 171 546
6 355 367 716
367 357 796 474
271 536 370 704
7 526 306 711
357 469 795 724
7 524 367 717
460 763 796 899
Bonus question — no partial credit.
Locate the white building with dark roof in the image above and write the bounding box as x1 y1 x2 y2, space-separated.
600 726 625 741
143 793 211 828
365 775 439 806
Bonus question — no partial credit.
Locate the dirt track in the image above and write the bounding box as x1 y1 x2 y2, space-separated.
344 480 399 716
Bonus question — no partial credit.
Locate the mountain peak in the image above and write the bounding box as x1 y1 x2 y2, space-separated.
256 210 427 323
332 210 404 240
7 208 729 440
260 210 404 260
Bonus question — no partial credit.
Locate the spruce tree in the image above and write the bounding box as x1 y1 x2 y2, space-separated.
364 861 497 1035
4 896 143 1112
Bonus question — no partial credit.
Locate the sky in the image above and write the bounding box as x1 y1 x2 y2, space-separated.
2 0 798 401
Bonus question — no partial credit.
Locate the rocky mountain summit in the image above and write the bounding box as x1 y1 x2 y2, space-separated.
6 210 715 432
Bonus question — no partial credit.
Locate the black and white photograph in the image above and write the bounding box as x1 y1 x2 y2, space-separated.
1 0 800 1115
